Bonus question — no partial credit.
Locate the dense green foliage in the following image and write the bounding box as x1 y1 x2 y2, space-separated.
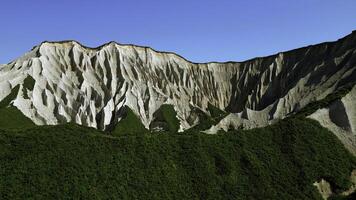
188 104 228 132
22 76 36 90
111 107 148 136
150 104 180 133
330 192 356 200
0 85 19 108
0 117 355 199
22 76 36 99
0 79 355 199
0 84 36 130
0 107 35 130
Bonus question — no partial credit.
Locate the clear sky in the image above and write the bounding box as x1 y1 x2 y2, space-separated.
1 0 356 64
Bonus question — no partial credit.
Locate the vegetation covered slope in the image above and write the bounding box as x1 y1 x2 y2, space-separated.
111 106 148 136
0 117 355 199
149 104 180 133
0 84 36 130
0 107 35 130
1 71 355 199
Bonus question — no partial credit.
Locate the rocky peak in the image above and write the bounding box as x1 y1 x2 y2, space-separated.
0 31 355 132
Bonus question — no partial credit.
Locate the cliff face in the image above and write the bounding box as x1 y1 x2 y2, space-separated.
0 32 356 132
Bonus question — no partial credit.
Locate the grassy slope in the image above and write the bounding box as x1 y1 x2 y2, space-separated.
0 118 355 200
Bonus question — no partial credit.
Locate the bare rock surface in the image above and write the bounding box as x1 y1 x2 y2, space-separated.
313 179 333 200
0 32 356 133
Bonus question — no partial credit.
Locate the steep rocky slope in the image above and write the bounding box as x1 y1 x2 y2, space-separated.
309 85 356 155
0 31 355 133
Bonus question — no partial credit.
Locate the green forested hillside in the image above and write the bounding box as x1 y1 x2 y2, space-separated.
0 83 355 199
0 117 355 199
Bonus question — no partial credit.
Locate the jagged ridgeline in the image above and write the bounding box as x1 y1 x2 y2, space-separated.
0 31 356 199
0 31 355 134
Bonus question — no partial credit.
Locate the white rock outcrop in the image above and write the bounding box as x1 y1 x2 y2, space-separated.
313 179 333 200
0 32 355 133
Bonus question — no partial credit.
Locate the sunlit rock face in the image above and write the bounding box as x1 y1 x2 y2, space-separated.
0 31 356 132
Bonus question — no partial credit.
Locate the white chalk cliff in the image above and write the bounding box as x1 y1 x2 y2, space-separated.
0 31 355 136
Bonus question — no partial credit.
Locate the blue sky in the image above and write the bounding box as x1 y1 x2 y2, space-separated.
1 0 356 64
